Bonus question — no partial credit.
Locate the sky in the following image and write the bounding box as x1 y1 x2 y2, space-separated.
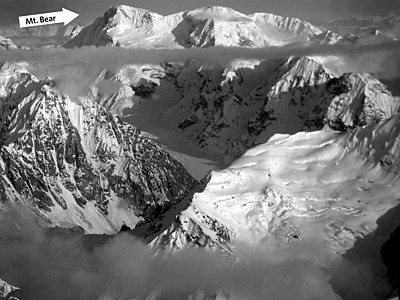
0 0 399 24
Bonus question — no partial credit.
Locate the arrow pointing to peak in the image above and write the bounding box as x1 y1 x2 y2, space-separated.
19 8 79 28
60 8 80 25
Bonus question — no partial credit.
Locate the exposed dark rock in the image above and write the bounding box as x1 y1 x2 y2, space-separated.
0 63 198 231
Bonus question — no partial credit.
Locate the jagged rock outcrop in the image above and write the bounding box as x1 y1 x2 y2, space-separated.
0 279 27 300
312 30 343 44
325 73 400 129
343 114 400 173
65 5 323 49
0 62 198 233
84 54 399 159
162 56 399 157
0 36 18 50
142 113 400 264
249 12 322 38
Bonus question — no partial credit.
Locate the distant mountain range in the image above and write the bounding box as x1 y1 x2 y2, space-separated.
0 4 400 300
0 23 81 38
65 5 323 49
317 15 400 40
64 5 400 49
0 5 397 49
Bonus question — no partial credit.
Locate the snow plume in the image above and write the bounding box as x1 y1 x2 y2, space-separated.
0 209 348 300
23 61 103 98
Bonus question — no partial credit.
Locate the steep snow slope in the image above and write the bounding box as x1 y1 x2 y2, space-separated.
83 55 399 161
324 73 400 129
65 6 184 48
164 56 400 157
84 62 226 179
144 120 400 248
65 5 323 49
139 115 400 298
249 12 322 38
0 62 198 234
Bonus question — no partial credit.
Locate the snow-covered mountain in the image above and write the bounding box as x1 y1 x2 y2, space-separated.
90 63 168 115
0 24 83 48
0 24 82 39
317 15 400 40
0 278 26 300
2 54 398 297
159 56 400 157
0 5 399 298
0 36 18 50
312 30 344 45
136 113 400 298
65 5 322 49
0 61 198 234
144 116 400 248
82 55 399 159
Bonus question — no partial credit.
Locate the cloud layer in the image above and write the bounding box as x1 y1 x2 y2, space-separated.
0 40 398 69
0 207 390 300
0 210 346 300
0 41 398 98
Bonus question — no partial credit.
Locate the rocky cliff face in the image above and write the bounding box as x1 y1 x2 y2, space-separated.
325 73 400 129
65 5 323 49
80 55 400 159
163 56 399 157
249 12 322 38
0 62 198 233
343 114 400 173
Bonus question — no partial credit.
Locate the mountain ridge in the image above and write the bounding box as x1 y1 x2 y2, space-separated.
65 5 323 49
0 62 198 234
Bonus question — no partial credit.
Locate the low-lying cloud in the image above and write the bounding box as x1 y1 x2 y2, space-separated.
0 40 397 69
0 208 390 300
0 210 343 300
0 40 399 97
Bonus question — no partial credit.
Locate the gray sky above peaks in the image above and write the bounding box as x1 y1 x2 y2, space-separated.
1 0 399 24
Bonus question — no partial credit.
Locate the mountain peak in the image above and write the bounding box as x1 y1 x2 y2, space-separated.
65 4 323 49
188 6 251 22
0 35 18 50
0 65 198 233
114 4 150 12
249 12 322 38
